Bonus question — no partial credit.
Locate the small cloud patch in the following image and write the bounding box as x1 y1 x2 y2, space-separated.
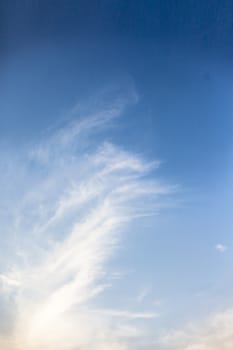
215 244 227 253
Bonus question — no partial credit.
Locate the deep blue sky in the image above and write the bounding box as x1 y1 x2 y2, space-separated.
1 0 233 188
2 0 233 53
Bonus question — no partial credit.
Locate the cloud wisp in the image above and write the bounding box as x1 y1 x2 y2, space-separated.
0 97 173 350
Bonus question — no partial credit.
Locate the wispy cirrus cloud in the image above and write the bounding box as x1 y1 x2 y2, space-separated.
0 92 174 349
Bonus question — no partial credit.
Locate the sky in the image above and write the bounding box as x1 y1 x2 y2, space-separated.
0 1 233 349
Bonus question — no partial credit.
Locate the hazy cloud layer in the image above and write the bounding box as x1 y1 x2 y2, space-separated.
159 308 233 350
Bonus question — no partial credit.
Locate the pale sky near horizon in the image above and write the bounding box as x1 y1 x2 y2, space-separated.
0 1 233 349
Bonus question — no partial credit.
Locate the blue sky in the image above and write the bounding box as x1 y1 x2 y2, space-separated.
0 1 233 349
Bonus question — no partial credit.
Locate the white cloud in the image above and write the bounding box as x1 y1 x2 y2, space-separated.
0 94 174 349
215 244 227 253
98 309 159 319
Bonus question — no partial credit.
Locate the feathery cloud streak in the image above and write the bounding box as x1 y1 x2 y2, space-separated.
0 95 173 350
